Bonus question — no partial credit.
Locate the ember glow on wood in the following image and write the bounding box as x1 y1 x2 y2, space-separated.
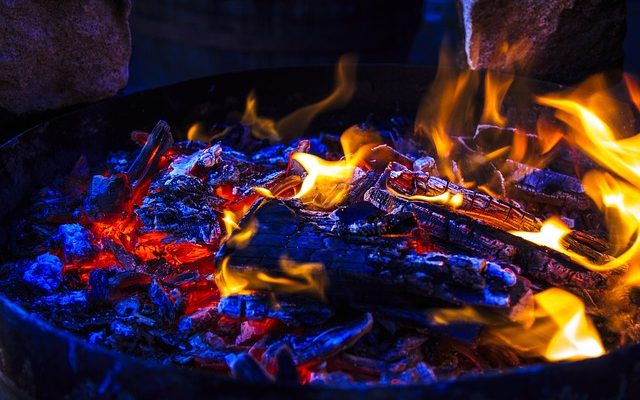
2 49 640 393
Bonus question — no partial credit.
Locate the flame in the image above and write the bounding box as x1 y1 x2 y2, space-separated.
624 73 640 112
240 54 357 142
480 72 514 127
291 125 381 209
536 75 640 188
535 115 565 155
241 92 281 142
215 255 327 300
432 288 604 362
510 217 572 254
276 54 357 140
529 74 640 276
415 45 479 181
387 185 463 209
226 217 258 250
222 210 241 239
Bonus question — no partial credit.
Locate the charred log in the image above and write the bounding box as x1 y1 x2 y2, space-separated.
217 200 529 310
127 120 174 187
364 170 609 293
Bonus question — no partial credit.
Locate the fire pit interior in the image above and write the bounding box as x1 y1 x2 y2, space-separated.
2 55 640 397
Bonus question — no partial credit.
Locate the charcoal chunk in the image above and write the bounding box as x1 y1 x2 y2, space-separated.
22 253 63 293
136 174 222 244
84 174 131 220
218 294 332 327
149 280 180 324
228 353 272 383
55 223 94 260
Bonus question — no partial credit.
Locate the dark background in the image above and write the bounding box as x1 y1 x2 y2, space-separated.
0 0 638 143
126 0 640 92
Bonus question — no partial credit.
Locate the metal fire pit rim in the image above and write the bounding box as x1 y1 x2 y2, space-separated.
0 289 635 397
0 64 637 399
2 63 571 151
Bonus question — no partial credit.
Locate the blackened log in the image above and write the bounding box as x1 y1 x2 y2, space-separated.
127 120 174 187
218 201 528 310
264 313 374 366
103 239 139 272
364 173 609 291
84 173 131 220
503 160 593 211
386 163 540 232
218 294 333 327
88 268 151 303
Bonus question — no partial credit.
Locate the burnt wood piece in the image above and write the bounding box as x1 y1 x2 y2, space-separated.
229 353 273 383
503 160 593 211
386 162 540 232
218 200 527 310
387 164 610 264
364 171 608 292
264 313 374 366
88 268 152 304
135 173 223 244
218 294 333 327
84 173 131 220
126 120 174 187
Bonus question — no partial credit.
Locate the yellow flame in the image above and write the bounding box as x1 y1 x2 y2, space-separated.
537 75 640 188
276 54 357 141
387 185 463 209
535 115 565 155
252 186 275 198
531 74 640 277
187 122 207 142
187 121 229 143
215 255 327 300
226 217 258 249
240 54 357 142
480 72 514 127
432 288 604 362
290 125 381 209
222 210 241 239
510 216 572 254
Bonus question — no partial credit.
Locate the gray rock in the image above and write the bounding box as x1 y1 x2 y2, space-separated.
0 0 131 114
458 0 625 83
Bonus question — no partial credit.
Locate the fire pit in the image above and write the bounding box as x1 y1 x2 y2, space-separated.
1 63 640 399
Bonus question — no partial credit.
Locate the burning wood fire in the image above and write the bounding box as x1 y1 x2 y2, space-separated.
3 52 640 387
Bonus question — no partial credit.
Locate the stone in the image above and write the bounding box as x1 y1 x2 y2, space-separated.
0 0 131 114
458 0 626 83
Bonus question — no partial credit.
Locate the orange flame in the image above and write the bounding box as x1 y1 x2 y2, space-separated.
215 255 327 300
624 73 640 112
289 125 381 209
241 92 281 142
528 74 640 277
433 288 604 362
415 45 479 182
480 72 514 127
240 54 357 142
